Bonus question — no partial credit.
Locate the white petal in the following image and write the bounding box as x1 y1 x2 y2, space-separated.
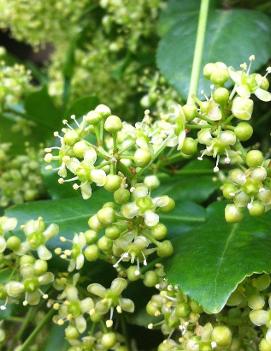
75 316 87 333
81 183 92 200
1 217 17 232
91 169 106 186
84 149 97 164
0 236 6 253
144 210 159 227
66 158 80 173
255 88 271 102
37 245 52 260
76 254 85 270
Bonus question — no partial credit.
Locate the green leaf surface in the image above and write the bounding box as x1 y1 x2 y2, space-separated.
164 201 271 313
66 95 99 118
24 86 62 137
156 159 217 203
42 325 68 351
157 9 271 98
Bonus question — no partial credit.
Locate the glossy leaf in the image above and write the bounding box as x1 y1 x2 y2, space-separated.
42 325 68 351
165 201 271 313
157 9 271 98
156 159 217 203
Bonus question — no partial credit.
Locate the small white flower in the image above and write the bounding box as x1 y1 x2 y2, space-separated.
144 210 159 227
91 169 107 186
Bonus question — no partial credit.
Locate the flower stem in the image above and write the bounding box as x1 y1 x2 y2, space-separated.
19 309 54 351
187 0 210 104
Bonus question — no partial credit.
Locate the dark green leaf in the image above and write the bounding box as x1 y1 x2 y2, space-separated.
165 201 271 313
156 159 217 203
42 325 68 351
66 96 99 118
24 86 62 137
157 9 271 98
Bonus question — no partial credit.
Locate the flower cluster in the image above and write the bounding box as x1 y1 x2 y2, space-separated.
0 143 44 207
0 216 58 308
0 53 32 110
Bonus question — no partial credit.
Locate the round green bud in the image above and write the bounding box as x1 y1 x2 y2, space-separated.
88 215 103 231
97 207 115 226
260 340 271 351
225 204 243 223
157 240 174 257
203 63 215 79
33 260 48 275
175 303 190 318
232 97 253 120
95 104 111 117
249 309 268 326
84 244 99 262
136 197 153 211
212 326 232 347
97 236 112 252
151 223 168 240
213 87 230 105
182 137 198 155
134 148 152 167
63 130 79 145
127 266 141 281
222 183 237 200
159 197 175 213
248 201 265 217
65 326 79 340
252 274 271 291
143 271 159 287
247 294 265 310
104 175 122 192
246 150 264 168
6 236 21 251
73 141 89 158
20 255 35 266
84 230 98 244
101 332 117 349
234 122 253 141
210 62 229 85
105 225 121 239
144 175 160 190
183 104 197 122
85 110 102 125
104 115 122 133
114 188 130 204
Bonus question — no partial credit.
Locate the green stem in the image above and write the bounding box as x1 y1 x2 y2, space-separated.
19 309 54 351
187 0 210 104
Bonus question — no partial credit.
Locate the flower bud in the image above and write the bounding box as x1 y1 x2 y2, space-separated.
234 122 253 141
219 131 236 146
88 215 103 231
249 309 268 326
97 207 115 226
232 97 253 120
63 130 79 145
157 240 174 257
248 201 265 217
127 266 141 281
260 339 271 351
183 104 197 122
213 87 230 104
95 104 111 117
84 244 99 262
6 281 24 297
212 325 232 346
246 150 264 168
85 110 102 125
98 236 112 252
143 271 159 287
151 223 168 240
101 332 117 348
225 204 243 223
104 174 122 192
144 175 160 190
84 229 98 244
182 137 198 155
34 260 48 275
65 326 79 340
104 115 122 133
114 188 130 204
248 294 265 310
134 148 152 167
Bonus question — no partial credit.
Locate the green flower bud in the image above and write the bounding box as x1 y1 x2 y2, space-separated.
251 167 267 182
85 110 102 125
134 148 152 167
97 207 115 226
222 183 237 199
127 266 141 281
232 97 253 120
65 326 79 340
33 260 48 275
157 240 174 257
105 225 121 239
183 104 197 122
84 230 98 244
88 215 103 231
248 294 265 310
143 271 159 287
73 141 89 158
95 104 111 117
84 244 99 261
104 115 122 133
159 197 175 213
212 325 232 346
6 236 21 251
260 339 271 351
234 122 253 141
203 63 215 79
225 204 243 223
259 189 271 205
97 236 112 252
210 62 229 85
104 175 122 192
63 130 79 145
182 137 198 155
246 150 264 168
151 223 168 240
213 87 230 105
175 302 190 318
252 274 271 291
144 175 160 190
114 188 130 204
101 332 117 349
249 309 268 326
248 201 265 217
6 281 24 297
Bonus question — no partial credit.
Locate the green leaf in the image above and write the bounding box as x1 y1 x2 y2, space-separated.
157 9 271 98
156 159 217 203
164 201 271 313
66 95 99 118
42 325 68 351
24 86 62 137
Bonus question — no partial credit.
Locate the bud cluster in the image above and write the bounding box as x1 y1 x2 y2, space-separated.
0 216 58 308
0 143 43 207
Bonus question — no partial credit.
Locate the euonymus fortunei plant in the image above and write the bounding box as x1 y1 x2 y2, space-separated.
1 0 271 350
